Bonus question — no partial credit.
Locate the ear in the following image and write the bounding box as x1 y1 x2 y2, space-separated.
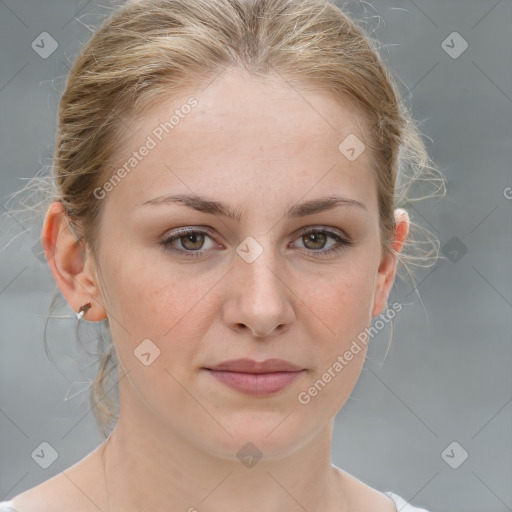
371 208 409 317
41 201 107 321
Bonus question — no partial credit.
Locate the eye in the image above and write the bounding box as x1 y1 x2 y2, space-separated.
159 226 353 259
160 227 217 258
291 227 353 257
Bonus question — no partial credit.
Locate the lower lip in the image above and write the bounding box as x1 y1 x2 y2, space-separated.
205 369 305 396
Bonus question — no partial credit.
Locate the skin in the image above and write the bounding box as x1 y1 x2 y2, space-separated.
15 68 408 512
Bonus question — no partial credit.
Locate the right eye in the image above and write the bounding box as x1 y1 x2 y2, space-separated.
160 227 219 258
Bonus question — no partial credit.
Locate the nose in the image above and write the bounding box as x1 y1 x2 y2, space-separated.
222 244 296 339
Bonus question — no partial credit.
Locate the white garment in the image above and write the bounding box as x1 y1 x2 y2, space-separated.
384 491 431 511
0 504 18 511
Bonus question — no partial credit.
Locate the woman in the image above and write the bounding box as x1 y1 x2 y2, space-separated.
1 0 441 510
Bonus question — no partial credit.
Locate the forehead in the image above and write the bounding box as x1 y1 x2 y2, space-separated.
107 68 377 214
156 69 370 149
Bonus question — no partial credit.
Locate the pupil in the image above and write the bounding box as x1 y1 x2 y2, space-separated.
305 232 325 249
183 233 203 250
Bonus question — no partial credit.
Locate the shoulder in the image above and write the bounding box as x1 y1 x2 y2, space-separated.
333 466 396 511
4 444 107 512
333 466 431 512
0 503 20 512
383 491 431 512
5 473 77 512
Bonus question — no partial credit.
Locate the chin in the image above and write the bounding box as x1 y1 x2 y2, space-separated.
194 410 317 462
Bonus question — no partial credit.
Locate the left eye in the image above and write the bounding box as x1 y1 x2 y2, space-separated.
161 228 216 255
160 227 352 258
293 228 342 251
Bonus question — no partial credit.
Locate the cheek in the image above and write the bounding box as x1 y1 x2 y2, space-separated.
107 265 209 420
300 261 376 341
295 344 367 429
101 246 222 386
101 237 206 336
293 263 376 414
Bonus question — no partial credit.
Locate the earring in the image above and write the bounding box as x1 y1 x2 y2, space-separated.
76 302 92 319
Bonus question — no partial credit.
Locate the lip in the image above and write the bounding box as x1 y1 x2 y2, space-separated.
204 358 306 396
207 358 303 373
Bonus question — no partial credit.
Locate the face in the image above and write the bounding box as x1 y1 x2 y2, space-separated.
70 68 400 458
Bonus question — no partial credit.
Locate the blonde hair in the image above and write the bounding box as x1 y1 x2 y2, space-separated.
2 0 444 438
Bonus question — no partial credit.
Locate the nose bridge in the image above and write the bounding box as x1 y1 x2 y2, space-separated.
229 234 294 336
237 235 284 301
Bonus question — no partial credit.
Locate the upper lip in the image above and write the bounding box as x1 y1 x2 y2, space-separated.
206 358 303 373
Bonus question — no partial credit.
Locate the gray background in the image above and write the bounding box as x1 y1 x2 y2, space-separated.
0 1 511 511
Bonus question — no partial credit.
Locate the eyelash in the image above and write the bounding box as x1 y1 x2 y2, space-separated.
159 226 354 259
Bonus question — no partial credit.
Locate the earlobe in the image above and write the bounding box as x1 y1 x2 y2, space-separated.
371 208 409 317
41 201 107 321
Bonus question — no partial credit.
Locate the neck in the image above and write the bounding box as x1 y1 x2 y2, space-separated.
101 403 350 512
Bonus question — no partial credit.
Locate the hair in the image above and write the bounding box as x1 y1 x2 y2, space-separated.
2 0 445 438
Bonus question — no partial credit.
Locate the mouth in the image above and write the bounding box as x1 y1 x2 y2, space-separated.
203 358 306 396
204 369 306 396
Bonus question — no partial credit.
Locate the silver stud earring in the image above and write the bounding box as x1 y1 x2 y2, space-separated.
76 302 92 319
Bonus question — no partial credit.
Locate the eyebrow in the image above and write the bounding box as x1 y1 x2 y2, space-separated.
140 193 366 222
